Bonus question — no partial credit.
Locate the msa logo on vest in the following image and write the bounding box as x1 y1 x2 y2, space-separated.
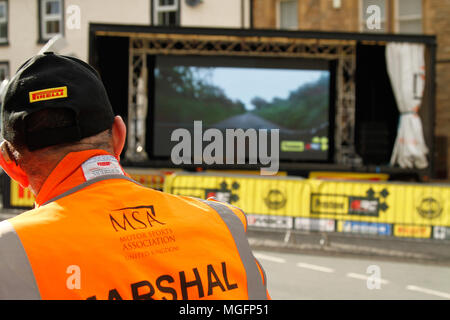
110 205 165 232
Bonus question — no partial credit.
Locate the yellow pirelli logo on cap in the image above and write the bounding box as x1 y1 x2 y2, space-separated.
29 86 67 103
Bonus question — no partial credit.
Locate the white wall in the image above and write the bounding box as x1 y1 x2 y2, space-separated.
0 0 150 76
62 0 150 62
0 0 41 77
1 0 251 79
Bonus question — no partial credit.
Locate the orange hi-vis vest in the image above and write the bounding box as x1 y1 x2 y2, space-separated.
0 150 269 300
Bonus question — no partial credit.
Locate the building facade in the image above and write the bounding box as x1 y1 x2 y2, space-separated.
0 0 251 76
0 0 448 179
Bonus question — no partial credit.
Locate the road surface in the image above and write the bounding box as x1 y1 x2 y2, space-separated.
213 112 282 130
254 249 450 300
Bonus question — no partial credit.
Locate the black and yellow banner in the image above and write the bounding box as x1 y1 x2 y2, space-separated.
4 170 449 240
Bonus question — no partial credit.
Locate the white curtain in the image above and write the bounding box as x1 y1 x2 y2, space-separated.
386 42 428 169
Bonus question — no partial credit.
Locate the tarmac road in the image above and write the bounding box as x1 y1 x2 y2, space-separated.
254 249 450 300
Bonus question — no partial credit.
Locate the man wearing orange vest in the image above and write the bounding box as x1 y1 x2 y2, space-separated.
0 52 269 300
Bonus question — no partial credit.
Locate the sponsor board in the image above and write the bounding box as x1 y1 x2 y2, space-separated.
348 197 379 217
294 217 335 232
247 214 293 229
416 196 443 220
433 226 450 240
310 194 348 215
263 188 287 210
205 181 240 203
338 220 392 236
394 225 432 239
164 173 450 230
311 192 385 217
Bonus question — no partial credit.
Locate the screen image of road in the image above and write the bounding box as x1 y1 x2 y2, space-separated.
152 56 331 162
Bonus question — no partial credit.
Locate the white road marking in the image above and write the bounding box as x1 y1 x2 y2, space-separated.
406 285 450 299
296 262 335 273
346 272 389 284
254 253 286 264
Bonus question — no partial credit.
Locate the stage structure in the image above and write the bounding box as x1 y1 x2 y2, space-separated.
119 32 357 164
89 24 437 180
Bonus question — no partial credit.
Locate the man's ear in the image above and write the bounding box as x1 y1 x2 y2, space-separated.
111 115 126 161
0 141 30 188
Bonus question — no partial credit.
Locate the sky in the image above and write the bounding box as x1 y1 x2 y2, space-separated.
210 67 328 110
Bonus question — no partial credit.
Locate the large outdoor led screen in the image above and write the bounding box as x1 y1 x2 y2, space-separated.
152 56 332 163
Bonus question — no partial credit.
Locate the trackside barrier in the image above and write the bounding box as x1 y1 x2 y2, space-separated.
3 171 449 240
163 173 450 240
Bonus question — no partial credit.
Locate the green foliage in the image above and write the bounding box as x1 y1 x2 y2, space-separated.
252 75 330 130
155 66 329 130
155 66 246 125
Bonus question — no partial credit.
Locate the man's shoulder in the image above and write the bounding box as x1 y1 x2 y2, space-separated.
2 205 56 231
0 219 15 238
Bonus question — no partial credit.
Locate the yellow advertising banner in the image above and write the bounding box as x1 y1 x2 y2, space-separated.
164 173 450 228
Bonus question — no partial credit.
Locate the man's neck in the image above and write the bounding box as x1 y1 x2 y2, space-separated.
22 153 66 196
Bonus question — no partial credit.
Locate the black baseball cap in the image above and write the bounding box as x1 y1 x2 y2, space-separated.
1 52 115 151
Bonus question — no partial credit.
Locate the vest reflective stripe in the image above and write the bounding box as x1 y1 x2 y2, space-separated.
41 174 138 206
201 200 268 300
0 220 41 300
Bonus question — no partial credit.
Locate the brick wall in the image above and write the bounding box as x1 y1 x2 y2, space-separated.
298 0 359 31
252 0 276 28
252 0 360 31
424 0 450 180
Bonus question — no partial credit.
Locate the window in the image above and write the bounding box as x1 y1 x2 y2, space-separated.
395 0 422 34
360 0 387 33
0 62 9 81
277 0 298 30
39 0 64 42
0 0 7 44
153 0 179 26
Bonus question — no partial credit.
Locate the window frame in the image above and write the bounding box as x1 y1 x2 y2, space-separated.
38 0 64 43
0 0 8 45
394 0 423 34
0 61 9 81
152 0 180 26
276 0 299 30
